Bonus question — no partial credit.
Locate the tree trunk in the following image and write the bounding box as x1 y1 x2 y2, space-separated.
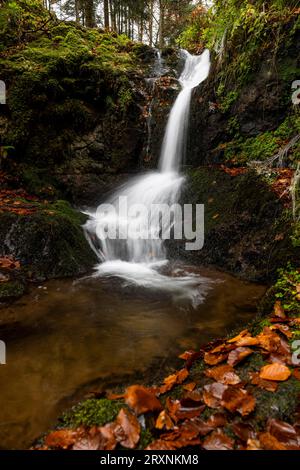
109 0 116 31
149 0 153 47
84 0 95 28
159 0 165 49
75 0 80 23
104 0 109 29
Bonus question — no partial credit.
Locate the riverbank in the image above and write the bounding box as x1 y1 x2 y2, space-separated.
33 265 300 451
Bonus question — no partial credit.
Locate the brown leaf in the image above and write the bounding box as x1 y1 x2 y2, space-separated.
267 418 300 449
45 430 78 449
227 330 249 343
145 439 178 450
232 423 256 442
124 385 162 415
270 324 292 339
259 363 291 381
204 351 228 365
256 327 282 352
250 372 278 392
159 368 189 394
296 284 300 301
203 382 227 409
155 410 174 430
221 387 256 416
114 408 140 449
166 397 205 422
206 413 227 428
73 432 104 451
259 432 287 450
98 422 118 450
183 382 196 391
293 369 300 380
202 429 234 450
205 364 241 385
227 347 253 366
246 438 261 450
273 300 286 319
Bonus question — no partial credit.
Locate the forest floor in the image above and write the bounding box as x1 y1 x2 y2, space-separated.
32 267 300 451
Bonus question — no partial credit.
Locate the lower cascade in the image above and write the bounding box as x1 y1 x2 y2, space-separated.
85 49 211 304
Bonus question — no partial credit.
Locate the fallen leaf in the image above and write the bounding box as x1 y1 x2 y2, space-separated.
145 440 178 450
246 438 261 450
45 430 78 449
183 382 196 391
114 408 140 449
203 382 227 409
273 300 286 319
232 423 256 442
267 418 300 449
166 397 205 422
227 330 249 343
296 284 300 301
159 368 189 394
293 369 300 380
250 372 278 392
206 413 227 428
202 429 234 450
221 387 256 416
204 351 228 365
124 385 162 415
155 410 174 430
270 323 292 338
259 363 291 381
205 364 241 385
259 432 286 450
227 347 253 366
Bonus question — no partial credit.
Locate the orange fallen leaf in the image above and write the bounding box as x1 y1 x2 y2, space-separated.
227 347 253 366
205 364 241 385
45 430 78 449
202 429 234 450
114 408 140 449
267 418 300 449
273 300 286 319
259 363 291 381
232 423 256 442
250 372 278 392
259 432 287 450
124 385 162 415
221 387 256 416
155 410 174 430
159 368 189 394
183 382 196 392
203 382 227 409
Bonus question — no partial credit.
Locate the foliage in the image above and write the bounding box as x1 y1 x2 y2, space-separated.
223 114 300 165
274 264 300 314
62 398 123 427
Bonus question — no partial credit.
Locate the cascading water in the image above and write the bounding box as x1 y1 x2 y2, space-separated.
84 49 211 304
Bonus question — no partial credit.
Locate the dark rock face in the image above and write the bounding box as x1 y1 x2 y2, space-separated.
187 28 300 166
167 168 299 282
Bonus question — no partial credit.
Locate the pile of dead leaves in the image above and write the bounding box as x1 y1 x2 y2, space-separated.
0 188 39 215
35 299 300 451
0 256 21 284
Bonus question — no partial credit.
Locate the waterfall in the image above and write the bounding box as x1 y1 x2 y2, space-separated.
84 49 211 303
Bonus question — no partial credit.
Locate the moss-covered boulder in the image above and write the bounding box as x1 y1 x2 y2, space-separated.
0 200 97 285
167 167 299 281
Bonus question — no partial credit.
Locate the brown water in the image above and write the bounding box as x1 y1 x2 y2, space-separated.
0 265 265 449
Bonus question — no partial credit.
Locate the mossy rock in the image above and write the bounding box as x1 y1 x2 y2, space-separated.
0 201 97 281
0 279 26 303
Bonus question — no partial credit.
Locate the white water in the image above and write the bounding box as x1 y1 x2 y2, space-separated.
84 49 211 303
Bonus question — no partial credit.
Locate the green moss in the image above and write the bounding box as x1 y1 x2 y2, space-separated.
138 429 153 450
273 264 300 315
0 280 25 301
62 399 123 428
253 377 300 424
